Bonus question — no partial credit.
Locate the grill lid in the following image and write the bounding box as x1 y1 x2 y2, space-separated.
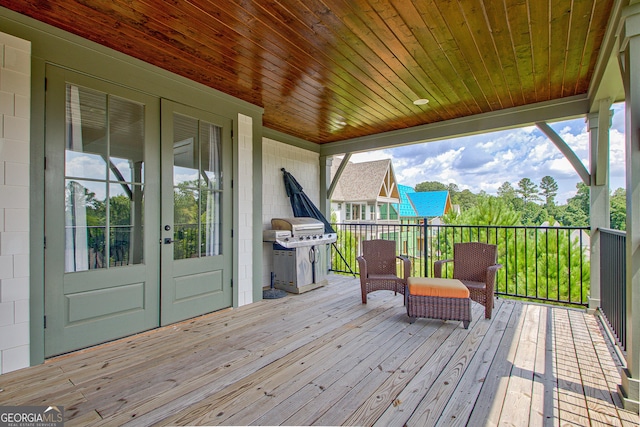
271 217 324 235
266 217 336 248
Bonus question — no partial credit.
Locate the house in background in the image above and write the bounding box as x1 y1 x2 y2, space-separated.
330 159 400 225
406 191 454 224
330 159 400 258
394 188 454 256
397 184 417 220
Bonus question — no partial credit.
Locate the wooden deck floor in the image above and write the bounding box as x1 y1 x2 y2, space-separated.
0 275 638 426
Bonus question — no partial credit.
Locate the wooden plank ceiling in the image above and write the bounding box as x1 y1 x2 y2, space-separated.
2 0 615 144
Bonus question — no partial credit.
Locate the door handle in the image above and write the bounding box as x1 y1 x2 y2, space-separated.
164 238 174 244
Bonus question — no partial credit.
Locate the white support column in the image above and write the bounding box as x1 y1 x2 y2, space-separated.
237 113 254 306
319 155 333 221
619 2 640 413
586 102 612 312
0 32 31 374
319 155 333 272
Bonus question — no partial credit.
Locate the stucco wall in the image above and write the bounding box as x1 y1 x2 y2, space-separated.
0 32 30 374
262 138 320 287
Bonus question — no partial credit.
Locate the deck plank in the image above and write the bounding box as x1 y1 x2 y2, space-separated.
103 294 390 425
342 312 468 426
568 310 622 426
404 303 498 426
314 306 486 427
553 308 591 426
466 300 527 426
434 298 515 427
253 312 439 426
498 304 541 426
165 305 405 425
0 275 636 427
529 305 559 427
371 303 486 427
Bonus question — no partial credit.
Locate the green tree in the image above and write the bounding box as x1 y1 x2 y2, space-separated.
444 195 520 226
454 189 479 212
521 201 548 225
559 182 589 226
497 181 515 199
497 181 522 210
173 180 201 259
610 187 626 230
415 181 447 192
516 178 541 204
447 183 460 194
109 193 132 226
446 183 460 206
540 176 558 208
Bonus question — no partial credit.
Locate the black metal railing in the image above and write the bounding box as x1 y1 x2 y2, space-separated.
599 228 626 351
330 222 590 306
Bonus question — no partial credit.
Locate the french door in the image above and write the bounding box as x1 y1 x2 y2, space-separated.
44 66 232 356
159 100 232 325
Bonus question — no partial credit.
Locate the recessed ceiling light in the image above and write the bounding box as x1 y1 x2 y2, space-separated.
413 98 429 105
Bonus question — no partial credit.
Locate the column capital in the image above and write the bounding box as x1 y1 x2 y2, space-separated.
619 3 640 51
320 155 334 167
586 104 613 130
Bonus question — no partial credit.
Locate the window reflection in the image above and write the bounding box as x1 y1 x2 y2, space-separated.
172 114 223 260
65 179 106 271
64 84 146 272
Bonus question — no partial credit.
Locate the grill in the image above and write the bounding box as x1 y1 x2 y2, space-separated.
264 217 336 248
264 217 336 294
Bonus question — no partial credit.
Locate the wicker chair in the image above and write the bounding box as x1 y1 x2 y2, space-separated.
356 239 411 304
434 242 502 319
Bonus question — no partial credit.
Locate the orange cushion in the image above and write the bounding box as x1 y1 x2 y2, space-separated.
407 277 470 299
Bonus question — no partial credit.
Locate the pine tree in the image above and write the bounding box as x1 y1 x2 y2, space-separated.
444 195 520 226
610 188 626 230
540 175 558 208
516 178 541 204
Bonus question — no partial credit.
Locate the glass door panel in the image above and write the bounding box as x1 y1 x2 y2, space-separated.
64 84 146 272
172 114 223 259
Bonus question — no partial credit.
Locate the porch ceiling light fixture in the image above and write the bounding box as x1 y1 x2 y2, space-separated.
413 98 429 105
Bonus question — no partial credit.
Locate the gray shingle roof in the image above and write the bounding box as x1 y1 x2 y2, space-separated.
331 158 398 202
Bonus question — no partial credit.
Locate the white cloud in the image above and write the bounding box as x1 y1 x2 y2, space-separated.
345 105 626 204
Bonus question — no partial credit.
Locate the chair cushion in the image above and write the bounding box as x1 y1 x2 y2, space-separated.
408 277 470 299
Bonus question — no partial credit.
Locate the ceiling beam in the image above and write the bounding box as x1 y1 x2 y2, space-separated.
263 128 320 153
588 0 627 110
320 95 590 157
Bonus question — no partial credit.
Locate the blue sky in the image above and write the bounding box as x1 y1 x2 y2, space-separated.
349 103 626 204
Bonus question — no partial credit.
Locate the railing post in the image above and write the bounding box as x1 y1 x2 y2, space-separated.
423 220 428 277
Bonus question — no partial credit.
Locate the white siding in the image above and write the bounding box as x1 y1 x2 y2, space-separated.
262 138 319 287
0 32 30 374
237 114 253 306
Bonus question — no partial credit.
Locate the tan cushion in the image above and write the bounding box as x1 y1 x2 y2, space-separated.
408 277 470 299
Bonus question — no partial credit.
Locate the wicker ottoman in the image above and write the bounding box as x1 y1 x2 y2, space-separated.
405 277 472 329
